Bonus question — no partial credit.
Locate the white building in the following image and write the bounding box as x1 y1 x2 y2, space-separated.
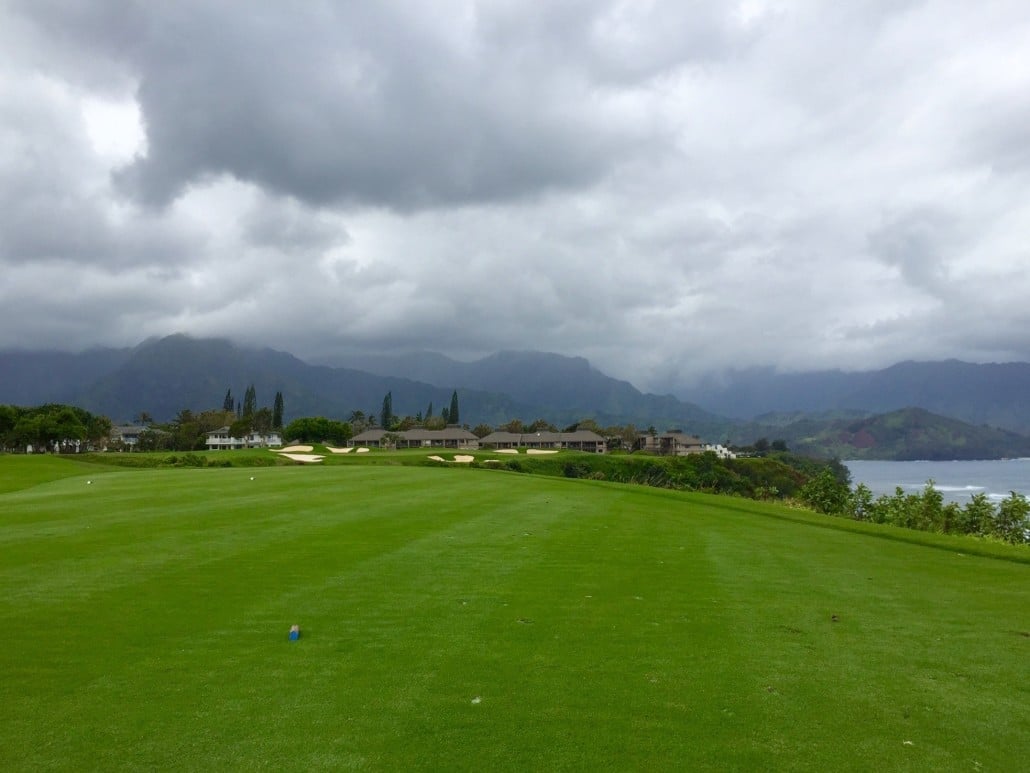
704 443 737 459
110 425 143 448
206 427 283 450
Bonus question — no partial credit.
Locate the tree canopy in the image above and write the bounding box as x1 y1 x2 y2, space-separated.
0 404 111 452
283 417 352 445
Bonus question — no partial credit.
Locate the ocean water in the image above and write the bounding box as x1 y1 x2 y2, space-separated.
845 459 1030 504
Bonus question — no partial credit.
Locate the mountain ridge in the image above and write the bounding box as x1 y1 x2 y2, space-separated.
746 407 1030 461
334 348 710 427
0 334 723 433
679 360 1030 433
2 335 1029 459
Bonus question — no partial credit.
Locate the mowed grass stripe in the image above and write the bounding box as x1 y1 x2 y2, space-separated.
0 463 1026 771
391 485 741 770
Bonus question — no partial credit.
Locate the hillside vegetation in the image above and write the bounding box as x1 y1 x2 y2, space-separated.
778 407 1030 460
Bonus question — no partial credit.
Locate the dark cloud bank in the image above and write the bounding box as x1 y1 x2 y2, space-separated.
2 1 1029 393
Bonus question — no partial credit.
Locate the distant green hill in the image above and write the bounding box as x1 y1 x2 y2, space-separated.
775 407 1030 460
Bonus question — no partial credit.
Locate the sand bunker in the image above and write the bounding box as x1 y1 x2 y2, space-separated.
495 448 519 454
428 454 476 463
279 453 324 463
527 449 559 455
356 447 370 453
325 446 353 454
276 445 314 453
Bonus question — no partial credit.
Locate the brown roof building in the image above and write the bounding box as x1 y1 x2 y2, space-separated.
348 427 479 449
479 430 606 453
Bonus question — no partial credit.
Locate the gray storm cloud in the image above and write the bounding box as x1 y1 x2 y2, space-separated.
1 0 1029 393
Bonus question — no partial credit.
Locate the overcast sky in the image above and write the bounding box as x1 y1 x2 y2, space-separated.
2 1 1029 392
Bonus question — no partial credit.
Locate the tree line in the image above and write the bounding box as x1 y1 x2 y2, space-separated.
117 385 286 452
0 404 112 452
372 390 462 432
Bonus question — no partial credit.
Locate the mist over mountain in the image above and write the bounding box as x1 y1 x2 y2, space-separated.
0 348 131 406
72 335 538 426
679 361 1030 434
332 349 723 432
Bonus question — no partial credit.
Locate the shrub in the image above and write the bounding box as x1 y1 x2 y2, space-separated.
994 493 1030 544
563 462 590 479
798 470 851 515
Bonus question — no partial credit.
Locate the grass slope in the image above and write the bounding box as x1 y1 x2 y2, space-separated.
0 454 121 494
0 458 1027 770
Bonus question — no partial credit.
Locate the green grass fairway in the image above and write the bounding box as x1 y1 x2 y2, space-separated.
0 454 121 494
1 459 1027 770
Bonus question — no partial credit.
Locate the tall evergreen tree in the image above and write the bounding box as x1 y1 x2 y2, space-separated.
380 391 393 430
449 390 460 426
272 391 284 429
242 384 257 418
426 402 433 419
223 389 234 413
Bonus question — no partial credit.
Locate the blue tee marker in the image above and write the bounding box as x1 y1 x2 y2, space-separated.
289 624 300 641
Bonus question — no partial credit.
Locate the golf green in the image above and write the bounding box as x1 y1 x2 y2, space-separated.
1 460 1026 770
